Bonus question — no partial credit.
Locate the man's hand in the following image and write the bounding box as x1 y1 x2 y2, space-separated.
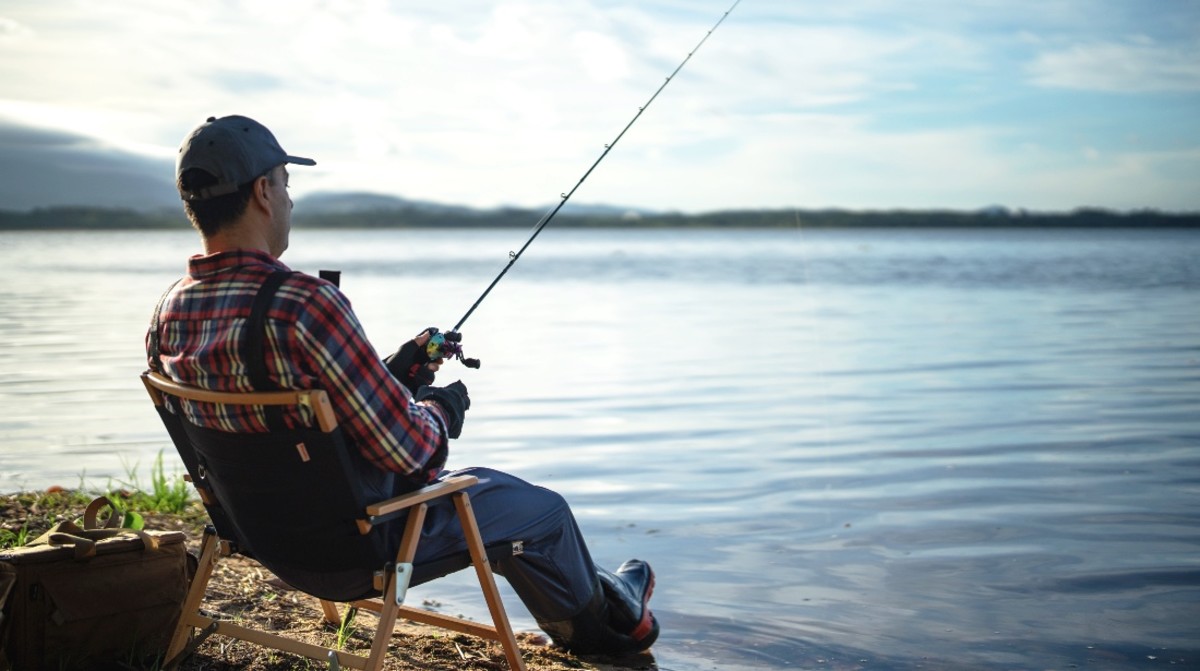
416 380 470 439
384 329 444 394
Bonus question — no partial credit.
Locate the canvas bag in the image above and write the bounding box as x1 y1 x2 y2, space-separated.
0 496 191 670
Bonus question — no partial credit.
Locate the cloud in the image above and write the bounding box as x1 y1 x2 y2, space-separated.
213 70 287 95
1028 39 1200 93
0 16 34 41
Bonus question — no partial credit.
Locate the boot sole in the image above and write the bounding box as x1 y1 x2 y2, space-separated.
629 571 656 643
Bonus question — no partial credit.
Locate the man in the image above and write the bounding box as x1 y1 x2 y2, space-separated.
147 115 658 655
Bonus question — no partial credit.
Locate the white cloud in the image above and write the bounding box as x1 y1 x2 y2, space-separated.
572 30 632 84
0 16 34 41
1001 146 1200 211
1028 39 1200 93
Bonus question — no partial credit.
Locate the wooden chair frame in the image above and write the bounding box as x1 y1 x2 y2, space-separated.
142 371 526 671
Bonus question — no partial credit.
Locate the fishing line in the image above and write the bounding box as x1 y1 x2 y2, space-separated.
450 0 742 334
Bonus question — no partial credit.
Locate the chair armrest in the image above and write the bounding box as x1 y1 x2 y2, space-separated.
365 475 479 521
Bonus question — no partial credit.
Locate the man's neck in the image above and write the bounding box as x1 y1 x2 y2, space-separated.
202 221 274 257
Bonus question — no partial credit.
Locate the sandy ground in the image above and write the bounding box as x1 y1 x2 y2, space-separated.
1 491 658 671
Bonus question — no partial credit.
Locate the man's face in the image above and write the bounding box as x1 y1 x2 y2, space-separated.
267 165 293 257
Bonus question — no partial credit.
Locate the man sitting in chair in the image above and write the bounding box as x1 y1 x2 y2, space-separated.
147 115 658 656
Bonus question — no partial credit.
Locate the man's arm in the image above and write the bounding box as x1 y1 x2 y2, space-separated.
293 282 450 483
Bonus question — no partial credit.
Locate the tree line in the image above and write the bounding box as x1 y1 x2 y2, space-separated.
1 205 1198 230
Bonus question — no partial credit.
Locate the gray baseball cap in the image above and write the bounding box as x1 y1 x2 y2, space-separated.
176 115 315 201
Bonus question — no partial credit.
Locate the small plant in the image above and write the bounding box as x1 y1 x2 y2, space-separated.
0 524 30 549
336 606 359 650
116 450 193 515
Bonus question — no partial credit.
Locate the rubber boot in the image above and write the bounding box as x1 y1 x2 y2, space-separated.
596 559 658 650
538 560 658 656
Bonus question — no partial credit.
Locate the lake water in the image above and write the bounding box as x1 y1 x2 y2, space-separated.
1 226 1198 670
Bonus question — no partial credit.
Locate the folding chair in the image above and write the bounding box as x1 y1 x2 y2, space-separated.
140 370 527 671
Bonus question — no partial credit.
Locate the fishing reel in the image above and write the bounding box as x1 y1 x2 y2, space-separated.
426 329 481 369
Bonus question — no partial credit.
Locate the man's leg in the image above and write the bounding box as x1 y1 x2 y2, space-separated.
411 467 596 622
403 467 657 654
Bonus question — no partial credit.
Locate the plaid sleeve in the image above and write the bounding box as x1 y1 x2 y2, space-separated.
287 280 449 483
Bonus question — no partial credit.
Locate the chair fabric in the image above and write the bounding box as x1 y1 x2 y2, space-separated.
151 381 389 598
183 421 386 598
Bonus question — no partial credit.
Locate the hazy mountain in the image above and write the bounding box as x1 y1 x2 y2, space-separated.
0 119 178 212
0 118 653 218
296 191 656 219
297 191 476 215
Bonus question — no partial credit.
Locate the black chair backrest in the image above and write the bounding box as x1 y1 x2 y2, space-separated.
142 372 388 600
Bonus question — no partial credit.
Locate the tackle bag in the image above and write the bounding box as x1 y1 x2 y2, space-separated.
0 496 191 670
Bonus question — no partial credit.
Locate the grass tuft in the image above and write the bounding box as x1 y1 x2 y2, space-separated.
336 606 360 650
116 450 194 515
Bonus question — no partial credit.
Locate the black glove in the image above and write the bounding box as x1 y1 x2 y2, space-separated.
415 380 470 439
384 329 439 394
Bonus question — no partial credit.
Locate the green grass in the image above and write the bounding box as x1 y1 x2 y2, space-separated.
0 524 29 548
116 450 193 515
336 606 360 650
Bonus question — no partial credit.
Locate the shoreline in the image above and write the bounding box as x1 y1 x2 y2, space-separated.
3 204 1199 231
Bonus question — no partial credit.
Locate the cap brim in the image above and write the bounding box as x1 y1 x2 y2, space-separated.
286 155 316 166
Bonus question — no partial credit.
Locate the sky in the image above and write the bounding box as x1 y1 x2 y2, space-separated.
0 0 1198 214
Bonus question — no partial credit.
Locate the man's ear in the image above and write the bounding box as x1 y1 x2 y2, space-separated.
251 175 273 213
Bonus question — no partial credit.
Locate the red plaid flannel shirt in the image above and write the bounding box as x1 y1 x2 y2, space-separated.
147 249 448 484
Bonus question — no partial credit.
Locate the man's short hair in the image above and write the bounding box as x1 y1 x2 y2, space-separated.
177 167 258 237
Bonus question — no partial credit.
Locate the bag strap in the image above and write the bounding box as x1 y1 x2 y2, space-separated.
40 528 162 560
245 270 292 431
148 279 183 373
83 495 123 530
28 497 162 560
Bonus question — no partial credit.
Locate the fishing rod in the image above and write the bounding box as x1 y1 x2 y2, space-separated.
429 0 742 368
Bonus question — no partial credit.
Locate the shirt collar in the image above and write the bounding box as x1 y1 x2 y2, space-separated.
187 249 292 279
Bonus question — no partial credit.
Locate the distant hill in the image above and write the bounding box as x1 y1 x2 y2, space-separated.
297 191 472 215
2 204 1198 231
1 120 1197 230
296 191 655 219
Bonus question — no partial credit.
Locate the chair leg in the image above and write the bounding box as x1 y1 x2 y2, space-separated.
320 599 341 625
165 529 220 663
165 495 526 670
453 492 527 671
365 502 428 671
